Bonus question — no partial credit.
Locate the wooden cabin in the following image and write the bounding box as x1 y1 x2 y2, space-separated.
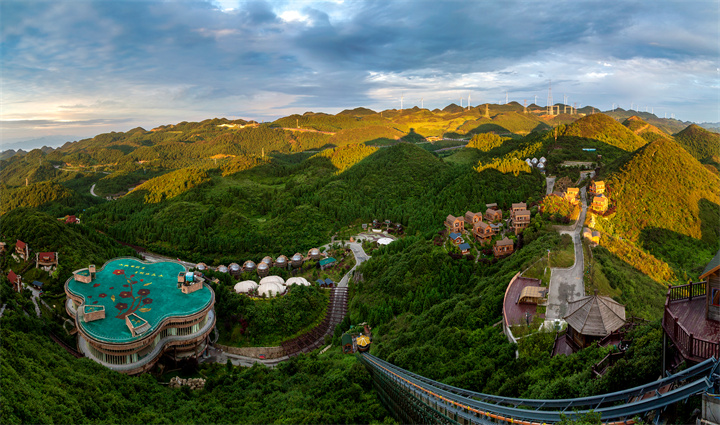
511 202 527 213
459 243 471 255
319 257 337 270
564 293 625 350
7 270 21 292
485 208 503 223
486 203 499 210
36 252 58 271
473 222 494 244
590 180 605 195
464 211 483 226
702 252 720 322
592 195 609 213
493 237 514 258
445 214 464 233
15 240 29 261
511 209 531 235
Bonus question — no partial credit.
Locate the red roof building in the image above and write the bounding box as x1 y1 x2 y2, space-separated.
15 240 29 261
7 270 21 292
36 251 59 269
65 215 79 224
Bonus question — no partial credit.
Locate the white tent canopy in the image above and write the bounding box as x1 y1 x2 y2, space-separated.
377 237 394 246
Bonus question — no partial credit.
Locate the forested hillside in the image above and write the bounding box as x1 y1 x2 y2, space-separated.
673 124 720 161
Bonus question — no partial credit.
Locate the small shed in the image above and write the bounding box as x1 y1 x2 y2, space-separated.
31 280 44 289
448 232 463 244
319 257 337 270
324 278 335 287
316 278 325 286
342 333 354 354
458 243 471 255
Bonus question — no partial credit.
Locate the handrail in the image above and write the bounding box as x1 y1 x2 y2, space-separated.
363 353 717 410
663 305 720 361
360 353 716 424
668 281 706 302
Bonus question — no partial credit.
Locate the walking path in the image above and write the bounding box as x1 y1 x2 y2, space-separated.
90 183 98 197
545 176 556 195
544 188 588 329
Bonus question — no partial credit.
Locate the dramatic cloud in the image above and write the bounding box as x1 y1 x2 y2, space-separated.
1 0 717 143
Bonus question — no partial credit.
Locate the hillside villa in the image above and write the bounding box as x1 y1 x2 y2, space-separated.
16 240 29 261
7 270 21 292
590 180 605 195
36 251 59 272
445 215 464 233
493 237 514 258
464 211 483 226
485 208 503 222
592 194 609 213
448 232 464 244
510 203 531 235
565 187 580 205
583 228 601 245
473 221 494 244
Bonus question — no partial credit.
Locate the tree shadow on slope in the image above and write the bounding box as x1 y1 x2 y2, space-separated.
639 227 716 279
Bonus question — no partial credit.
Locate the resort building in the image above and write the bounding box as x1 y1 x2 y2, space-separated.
592 195 609 213
275 255 288 269
473 222 494 244
257 262 269 277
485 208 503 223
448 232 464 245
493 237 514 258
464 211 483 226
308 248 321 261
583 228 601 245
234 280 258 294
565 188 580 205
64 257 215 375
36 251 59 271
7 270 21 292
15 240 29 261
590 180 605 195
242 260 256 272
663 249 720 364
459 243 471 255
445 215 464 233
510 204 531 235
291 253 304 268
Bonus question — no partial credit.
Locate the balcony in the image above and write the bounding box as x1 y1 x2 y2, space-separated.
662 282 720 363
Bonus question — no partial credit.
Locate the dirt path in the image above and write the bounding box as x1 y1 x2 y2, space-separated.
90 183 99 197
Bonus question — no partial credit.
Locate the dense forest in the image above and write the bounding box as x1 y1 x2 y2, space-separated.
0 106 717 424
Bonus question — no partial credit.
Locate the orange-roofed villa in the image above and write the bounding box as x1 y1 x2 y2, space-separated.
64 257 215 375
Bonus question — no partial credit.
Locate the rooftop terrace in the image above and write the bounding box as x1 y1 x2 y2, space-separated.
66 258 213 344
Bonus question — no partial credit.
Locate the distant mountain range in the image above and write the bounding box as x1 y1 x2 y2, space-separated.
0 135 81 153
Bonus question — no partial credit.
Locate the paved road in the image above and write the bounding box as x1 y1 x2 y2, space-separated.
337 242 370 288
90 183 98 197
544 188 588 326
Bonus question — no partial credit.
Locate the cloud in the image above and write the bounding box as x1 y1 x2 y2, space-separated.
1 0 718 140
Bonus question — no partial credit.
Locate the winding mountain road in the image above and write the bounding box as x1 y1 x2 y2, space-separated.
544 188 587 327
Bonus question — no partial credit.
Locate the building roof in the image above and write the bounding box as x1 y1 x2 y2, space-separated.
275 255 288 264
261 256 273 264
495 237 513 247
7 270 19 284
564 294 626 337
196 263 207 271
486 203 498 209
257 262 269 271
217 265 228 273
449 232 462 240
309 248 320 255
700 248 720 280
66 215 78 223
519 286 546 302
31 280 44 287
243 260 256 269
458 243 471 251
257 281 285 297
66 258 212 344
319 257 337 266
38 252 56 262
229 263 241 272
474 221 490 231
16 240 26 250
292 253 304 261
356 335 371 347
464 211 480 221
316 279 325 285
324 278 334 285
446 214 458 222
377 237 394 245
515 209 530 217
259 276 285 287
511 202 527 210
286 277 311 287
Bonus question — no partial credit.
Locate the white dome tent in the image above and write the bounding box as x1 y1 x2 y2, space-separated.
377 237 394 246
285 277 311 287
259 276 285 287
234 280 258 294
257 281 285 297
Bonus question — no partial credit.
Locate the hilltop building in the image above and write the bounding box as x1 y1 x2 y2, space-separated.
590 180 605 195
485 208 503 223
663 249 720 365
64 258 215 375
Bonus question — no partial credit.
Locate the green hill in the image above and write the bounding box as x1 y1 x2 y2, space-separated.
0 181 86 215
561 113 648 151
673 124 720 160
592 138 720 277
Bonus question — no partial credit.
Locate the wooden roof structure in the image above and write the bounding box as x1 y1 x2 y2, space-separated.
518 286 547 304
564 294 626 337
495 237 513 247
700 249 720 280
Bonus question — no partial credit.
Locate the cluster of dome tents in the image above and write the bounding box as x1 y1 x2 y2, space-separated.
194 248 324 278
524 157 546 169
233 276 312 297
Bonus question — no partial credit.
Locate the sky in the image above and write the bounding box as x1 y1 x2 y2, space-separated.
1 0 718 145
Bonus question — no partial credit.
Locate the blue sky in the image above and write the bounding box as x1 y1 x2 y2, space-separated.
1 0 718 144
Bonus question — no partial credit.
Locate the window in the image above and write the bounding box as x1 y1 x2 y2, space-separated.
712 288 720 307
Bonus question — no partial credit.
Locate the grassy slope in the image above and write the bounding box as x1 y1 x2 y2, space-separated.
673 124 720 160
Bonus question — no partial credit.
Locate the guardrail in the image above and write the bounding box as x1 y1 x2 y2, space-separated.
668 281 706 302
360 353 718 423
